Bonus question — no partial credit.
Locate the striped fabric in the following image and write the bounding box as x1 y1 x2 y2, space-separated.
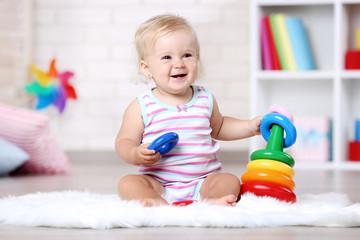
164 178 204 202
137 85 222 185
0 103 72 175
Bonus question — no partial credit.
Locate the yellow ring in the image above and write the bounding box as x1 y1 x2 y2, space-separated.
246 159 295 178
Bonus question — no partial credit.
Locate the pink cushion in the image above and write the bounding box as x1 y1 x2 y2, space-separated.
0 103 72 175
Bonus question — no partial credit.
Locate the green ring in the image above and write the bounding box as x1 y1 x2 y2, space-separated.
250 149 295 167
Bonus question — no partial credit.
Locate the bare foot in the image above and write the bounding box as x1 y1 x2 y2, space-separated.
140 198 169 207
203 194 237 207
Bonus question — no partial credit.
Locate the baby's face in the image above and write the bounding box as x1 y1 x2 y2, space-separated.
142 30 199 95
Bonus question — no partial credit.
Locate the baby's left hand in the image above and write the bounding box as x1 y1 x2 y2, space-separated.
249 116 263 136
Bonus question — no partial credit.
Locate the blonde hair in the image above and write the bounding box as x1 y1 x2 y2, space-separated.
134 14 203 82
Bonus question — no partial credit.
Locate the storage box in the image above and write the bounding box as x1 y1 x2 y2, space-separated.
290 116 332 162
345 50 360 69
349 141 360 161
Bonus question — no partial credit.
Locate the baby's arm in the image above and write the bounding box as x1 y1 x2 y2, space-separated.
210 96 262 141
115 99 161 166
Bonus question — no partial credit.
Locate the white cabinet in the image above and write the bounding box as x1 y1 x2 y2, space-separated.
249 0 360 169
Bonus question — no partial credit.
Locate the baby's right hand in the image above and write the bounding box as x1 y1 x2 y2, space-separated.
135 143 161 166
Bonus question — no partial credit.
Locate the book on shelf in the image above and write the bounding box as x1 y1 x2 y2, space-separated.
261 15 281 70
260 14 315 71
260 16 273 70
286 17 316 70
273 14 297 71
269 14 286 70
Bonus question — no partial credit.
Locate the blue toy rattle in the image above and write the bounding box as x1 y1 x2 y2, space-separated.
148 132 179 155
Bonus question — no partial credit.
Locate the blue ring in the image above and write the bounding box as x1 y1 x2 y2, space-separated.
148 132 179 155
260 113 297 148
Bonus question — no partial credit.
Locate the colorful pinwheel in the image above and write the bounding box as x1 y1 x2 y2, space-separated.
25 59 77 114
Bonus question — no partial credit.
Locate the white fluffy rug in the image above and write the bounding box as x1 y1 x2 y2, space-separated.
0 191 360 229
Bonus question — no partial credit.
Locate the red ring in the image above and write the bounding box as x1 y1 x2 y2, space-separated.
240 181 296 203
172 200 197 207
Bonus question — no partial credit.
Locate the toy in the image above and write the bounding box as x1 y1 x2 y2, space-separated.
268 104 294 122
260 113 297 148
241 169 295 191
246 159 294 178
240 104 297 203
240 181 296 203
172 200 196 207
148 132 179 156
25 59 77 114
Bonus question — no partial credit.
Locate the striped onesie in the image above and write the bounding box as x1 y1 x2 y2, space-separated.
137 85 222 202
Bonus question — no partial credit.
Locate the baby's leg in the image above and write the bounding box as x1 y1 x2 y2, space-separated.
118 174 168 207
200 173 241 206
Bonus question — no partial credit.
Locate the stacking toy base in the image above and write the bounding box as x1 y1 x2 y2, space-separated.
240 181 296 203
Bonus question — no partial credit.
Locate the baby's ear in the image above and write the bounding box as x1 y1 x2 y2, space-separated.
140 60 151 78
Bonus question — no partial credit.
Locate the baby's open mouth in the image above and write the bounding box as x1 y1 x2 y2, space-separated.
171 74 187 78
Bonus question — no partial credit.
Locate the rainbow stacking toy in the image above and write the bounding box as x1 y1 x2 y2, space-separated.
240 104 297 203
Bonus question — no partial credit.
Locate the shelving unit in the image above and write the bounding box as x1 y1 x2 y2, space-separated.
249 0 360 170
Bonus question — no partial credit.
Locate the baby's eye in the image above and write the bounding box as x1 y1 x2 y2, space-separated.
184 53 192 58
162 56 171 60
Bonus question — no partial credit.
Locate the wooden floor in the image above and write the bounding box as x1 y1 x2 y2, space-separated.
1 151 360 239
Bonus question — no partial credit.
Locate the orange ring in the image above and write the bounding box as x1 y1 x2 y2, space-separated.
241 169 295 191
246 159 295 178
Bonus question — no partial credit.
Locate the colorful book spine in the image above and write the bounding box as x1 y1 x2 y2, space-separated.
274 14 297 71
260 16 273 70
265 15 281 70
261 14 315 71
269 14 286 70
286 17 315 70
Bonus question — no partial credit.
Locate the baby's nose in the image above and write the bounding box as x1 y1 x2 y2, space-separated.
174 60 185 68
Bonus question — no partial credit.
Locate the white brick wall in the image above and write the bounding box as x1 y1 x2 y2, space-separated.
33 0 251 152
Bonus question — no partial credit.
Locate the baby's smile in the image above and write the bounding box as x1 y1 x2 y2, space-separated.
171 73 187 79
